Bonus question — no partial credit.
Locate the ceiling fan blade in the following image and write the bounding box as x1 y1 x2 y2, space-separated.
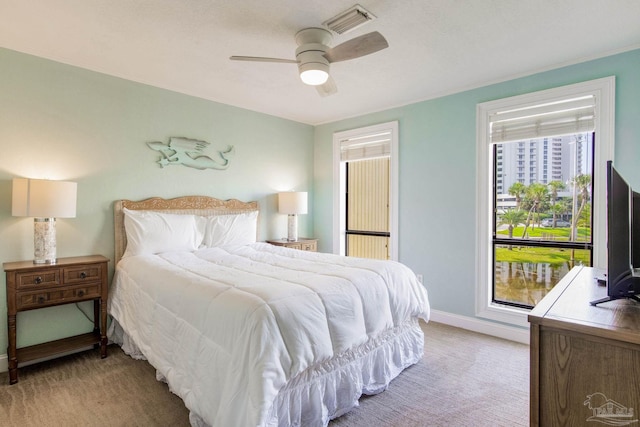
316 76 337 97
229 56 297 64
324 31 388 63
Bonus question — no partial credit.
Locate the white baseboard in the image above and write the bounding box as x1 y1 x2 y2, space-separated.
429 309 530 345
0 353 7 373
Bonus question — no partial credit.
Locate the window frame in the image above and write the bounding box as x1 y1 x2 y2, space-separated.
332 121 399 260
475 77 615 327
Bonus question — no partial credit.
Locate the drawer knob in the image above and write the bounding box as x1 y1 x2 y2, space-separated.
37 296 45 304
34 276 43 284
77 290 85 297
80 272 87 279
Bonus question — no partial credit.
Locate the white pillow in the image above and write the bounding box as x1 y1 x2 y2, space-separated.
202 211 258 247
122 209 203 257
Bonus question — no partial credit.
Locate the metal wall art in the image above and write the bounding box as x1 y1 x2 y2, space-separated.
147 137 234 170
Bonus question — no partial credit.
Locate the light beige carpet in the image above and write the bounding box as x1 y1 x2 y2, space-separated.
0 322 529 426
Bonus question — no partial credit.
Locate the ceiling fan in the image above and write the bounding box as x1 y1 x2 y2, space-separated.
230 28 388 96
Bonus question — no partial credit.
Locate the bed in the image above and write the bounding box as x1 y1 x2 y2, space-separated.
107 196 430 427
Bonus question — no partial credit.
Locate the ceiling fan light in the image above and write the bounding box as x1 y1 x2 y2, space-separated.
300 69 329 86
298 62 329 86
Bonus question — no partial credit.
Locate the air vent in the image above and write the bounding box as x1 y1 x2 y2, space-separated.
323 4 376 35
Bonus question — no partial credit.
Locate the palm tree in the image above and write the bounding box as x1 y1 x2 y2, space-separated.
559 198 572 222
578 202 592 240
499 209 527 241
570 174 592 240
549 203 565 228
521 183 549 238
547 180 566 227
508 182 527 209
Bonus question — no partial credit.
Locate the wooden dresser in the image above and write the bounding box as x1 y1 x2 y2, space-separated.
529 266 640 426
266 237 317 252
4 255 109 384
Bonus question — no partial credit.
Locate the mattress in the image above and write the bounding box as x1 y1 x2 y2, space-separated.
108 243 430 426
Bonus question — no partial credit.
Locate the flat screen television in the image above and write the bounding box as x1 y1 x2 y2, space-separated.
634 190 640 268
591 161 640 305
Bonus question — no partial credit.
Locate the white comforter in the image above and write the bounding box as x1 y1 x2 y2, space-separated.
108 243 430 426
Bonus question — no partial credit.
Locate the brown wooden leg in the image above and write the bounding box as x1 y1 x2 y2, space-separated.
93 299 100 334
100 298 107 358
8 314 18 384
90 299 99 350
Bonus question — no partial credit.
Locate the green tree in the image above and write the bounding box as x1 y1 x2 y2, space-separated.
570 174 592 241
559 198 572 221
508 182 527 209
499 209 527 241
579 202 592 234
549 203 565 227
521 183 549 238
547 180 566 227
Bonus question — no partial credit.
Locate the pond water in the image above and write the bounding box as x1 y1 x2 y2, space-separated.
494 256 590 306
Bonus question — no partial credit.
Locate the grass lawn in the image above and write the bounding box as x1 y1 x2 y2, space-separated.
497 225 591 241
495 245 591 265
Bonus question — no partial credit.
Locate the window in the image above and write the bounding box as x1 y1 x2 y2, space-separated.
476 77 614 327
494 134 593 308
333 121 399 260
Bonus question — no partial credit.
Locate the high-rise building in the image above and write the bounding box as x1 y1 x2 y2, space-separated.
495 133 592 210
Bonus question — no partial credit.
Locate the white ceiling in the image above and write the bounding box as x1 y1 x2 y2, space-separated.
1 0 640 125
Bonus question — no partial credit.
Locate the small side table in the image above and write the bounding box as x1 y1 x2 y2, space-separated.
266 237 318 252
4 255 109 384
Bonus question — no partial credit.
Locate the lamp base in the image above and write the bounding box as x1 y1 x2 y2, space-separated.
34 218 57 264
287 214 298 242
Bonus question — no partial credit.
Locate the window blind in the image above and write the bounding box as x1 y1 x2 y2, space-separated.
490 95 595 143
340 131 391 161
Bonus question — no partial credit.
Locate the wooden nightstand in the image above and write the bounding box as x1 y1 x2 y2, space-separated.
266 238 318 252
4 255 109 384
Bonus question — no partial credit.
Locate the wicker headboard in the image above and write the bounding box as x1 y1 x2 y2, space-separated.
113 196 259 264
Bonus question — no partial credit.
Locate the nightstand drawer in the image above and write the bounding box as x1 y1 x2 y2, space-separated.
300 242 317 251
16 269 61 289
64 264 103 284
266 238 318 252
16 284 101 310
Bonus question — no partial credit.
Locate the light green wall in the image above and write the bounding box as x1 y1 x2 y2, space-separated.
314 48 640 319
0 48 314 352
2 45 639 357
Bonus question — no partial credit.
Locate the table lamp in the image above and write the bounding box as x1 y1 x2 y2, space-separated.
12 178 77 264
278 191 308 241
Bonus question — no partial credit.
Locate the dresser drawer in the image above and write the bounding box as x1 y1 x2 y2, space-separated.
16 284 101 310
16 269 61 289
64 264 103 284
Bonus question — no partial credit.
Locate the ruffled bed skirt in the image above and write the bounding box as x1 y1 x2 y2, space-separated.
108 318 425 427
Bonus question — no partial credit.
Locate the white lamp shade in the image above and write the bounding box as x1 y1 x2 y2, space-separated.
278 191 308 215
12 178 77 218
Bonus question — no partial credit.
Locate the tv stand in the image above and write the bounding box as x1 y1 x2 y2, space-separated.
529 266 640 426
